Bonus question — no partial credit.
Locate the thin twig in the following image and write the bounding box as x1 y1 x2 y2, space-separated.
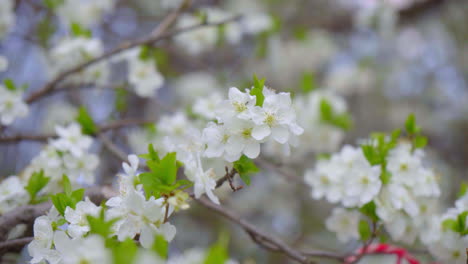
0 237 33 256
25 10 241 104
0 119 153 143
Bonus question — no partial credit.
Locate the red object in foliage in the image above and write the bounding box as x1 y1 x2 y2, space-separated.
344 243 421 264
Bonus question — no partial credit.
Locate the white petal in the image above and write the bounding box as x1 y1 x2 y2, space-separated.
243 142 260 158
252 124 271 140
271 126 289 144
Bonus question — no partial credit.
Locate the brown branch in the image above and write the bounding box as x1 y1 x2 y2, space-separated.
192 196 312 264
0 118 153 143
0 237 33 256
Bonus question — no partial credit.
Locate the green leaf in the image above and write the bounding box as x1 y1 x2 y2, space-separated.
380 170 392 185
76 106 97 135
115 86 128 112
458 183 468 198
204 233 229 264
413 135 427 149
154 152 178 185
359 201 379 222
250 75 265 107
139 152 182 198
405 114 420 135
233 155 259 186
43 0 64 9
442 219 458 232
319 99 352 130
300 72 316 93
3 79 16 91
62 174 72 195
70 22 92 38
24 170 50 204
87 207 119 238
358 220 371 241
293 26 308 41
139 144 160 162
112 238 138 264
152 235 169 259
36 16 56 48
51 175 84 216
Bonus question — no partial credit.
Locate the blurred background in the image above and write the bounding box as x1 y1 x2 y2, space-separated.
0 0 467 263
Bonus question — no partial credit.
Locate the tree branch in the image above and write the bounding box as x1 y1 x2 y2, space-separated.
25 7 241 104
0 237 33 256
0 118 153 143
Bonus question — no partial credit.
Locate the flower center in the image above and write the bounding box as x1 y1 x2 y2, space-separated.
265 113 276 126
241 128 252 138
233 102 247 113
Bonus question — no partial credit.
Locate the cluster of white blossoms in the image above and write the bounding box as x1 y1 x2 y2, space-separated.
306 138 441 244
24 123 99 192
175 7 273 55
0 0 14 39
0 175 29 214
56 0 115 27
0 84 28 125
47 36 109 85
420 192 468 264
114 47 164 98
27 154 177 263
203 86 303 162
264 89 349 160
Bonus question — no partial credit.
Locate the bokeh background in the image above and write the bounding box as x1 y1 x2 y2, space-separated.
1 0 467 263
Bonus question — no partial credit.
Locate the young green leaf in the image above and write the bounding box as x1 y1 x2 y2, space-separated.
112 238 138 264
358 220 371 241
204 233 229 264
24 170 50 204
458 182 468 198
359 201 379 222
300 72 316 93
51 175 85 216
152 235 169 259
76 106 97 135
3 79 16 91
233 155 259 186
319 99 352 130
139 143 160 162
70 22 92 38
405 114 420 135
413 135 428 149
250 75 265 107
87 208 119 238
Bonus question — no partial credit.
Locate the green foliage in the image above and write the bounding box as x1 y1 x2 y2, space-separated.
319 99 352 131
139 150 191 199
87 207 119 238
51 175 85 216
70 22 92 38
250 75 265 107
359 201 379 222
361 130 400 166
358 219 372 241
405 114 420 135
25 170 50 204
316 153 331 160
204 233 229 264
404 114 428 151
76 106 97 135
3 79 16 91
442 211 468 235
112 238 138 264
300 72 316 93
293 26 308 41
138 46 173 77
43 0 64 9
36 16 56 48
152 235 169 259
458 182 468 198
233 155 259 186
114 86 128 112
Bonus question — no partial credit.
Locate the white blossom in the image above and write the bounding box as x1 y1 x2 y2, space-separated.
0 85 28 125
325 208 361 243
56 0 115 27
0 0 14 39
64 198 101 238
0 176 29 214
54 231 112 264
